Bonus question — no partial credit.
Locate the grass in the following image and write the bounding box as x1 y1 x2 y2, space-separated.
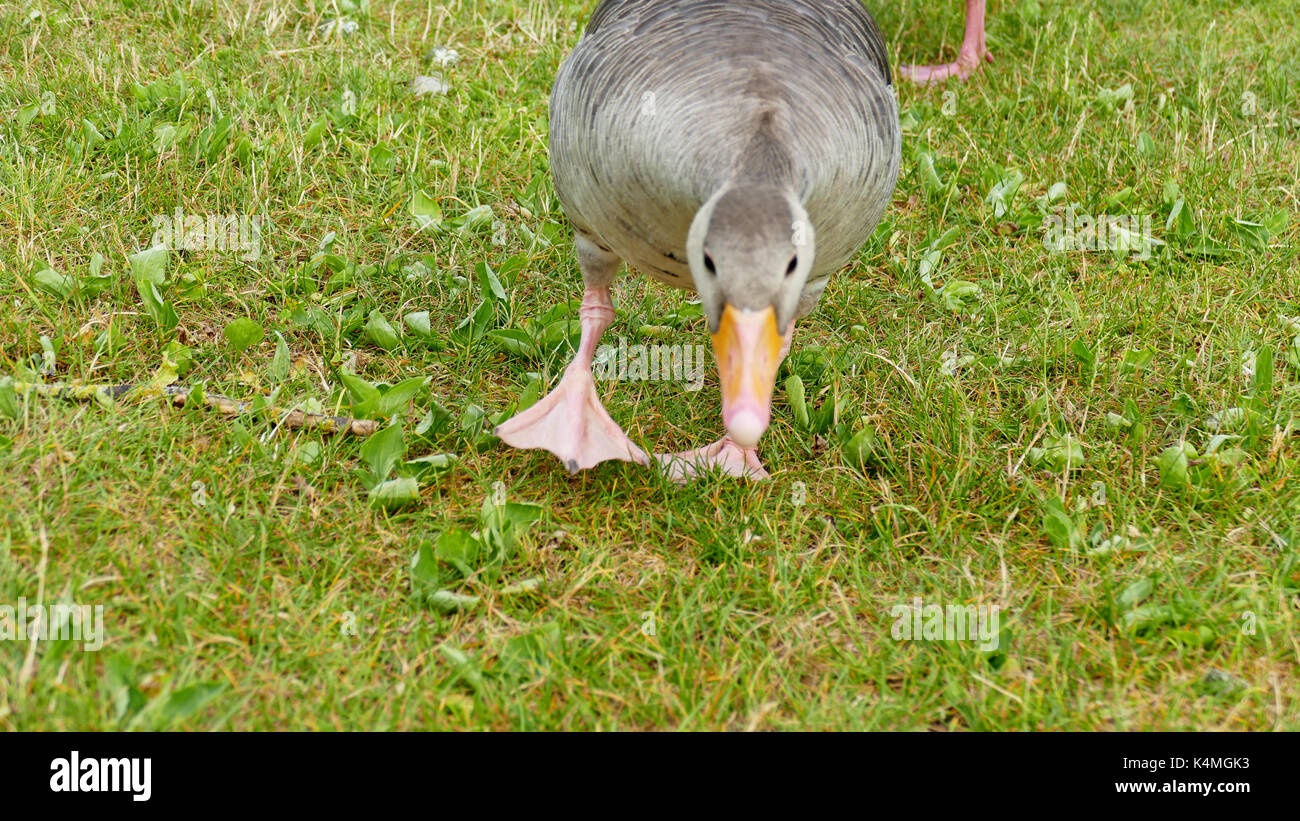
0 0 1297 730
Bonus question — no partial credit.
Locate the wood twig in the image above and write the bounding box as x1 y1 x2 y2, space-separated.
13 381 379 436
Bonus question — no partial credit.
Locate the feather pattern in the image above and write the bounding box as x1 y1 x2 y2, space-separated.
550 0 901 314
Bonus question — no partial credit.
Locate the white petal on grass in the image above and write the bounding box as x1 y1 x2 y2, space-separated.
317 18 359 37
411 74 450 96
940 350 974 376
1206 407 1250 432
1240 350 1256 379
430 46 460 66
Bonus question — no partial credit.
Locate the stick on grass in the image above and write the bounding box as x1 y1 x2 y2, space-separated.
14 381 379 436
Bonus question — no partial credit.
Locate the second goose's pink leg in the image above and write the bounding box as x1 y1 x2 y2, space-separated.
900 0 993 85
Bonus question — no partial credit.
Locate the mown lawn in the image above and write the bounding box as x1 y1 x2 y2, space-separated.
1 0 1297 730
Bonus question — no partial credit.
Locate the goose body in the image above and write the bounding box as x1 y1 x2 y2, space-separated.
551 0 900 318
498 0 901 479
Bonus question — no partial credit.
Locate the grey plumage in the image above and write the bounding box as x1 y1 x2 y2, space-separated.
496 0 902 477
549 0 901 329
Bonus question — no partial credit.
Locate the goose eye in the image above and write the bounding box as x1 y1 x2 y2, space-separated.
785 256 798 276
704 253 717 275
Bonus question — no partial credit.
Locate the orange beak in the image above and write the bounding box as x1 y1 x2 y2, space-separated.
711 305 784 448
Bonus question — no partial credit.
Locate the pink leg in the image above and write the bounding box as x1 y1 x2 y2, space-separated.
496 286 648 473
900 0 993 85
656 321 796 483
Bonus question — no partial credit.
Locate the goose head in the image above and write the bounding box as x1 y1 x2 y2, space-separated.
687 183 815 448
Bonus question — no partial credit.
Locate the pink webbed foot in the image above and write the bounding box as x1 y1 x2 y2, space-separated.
656 436 769 483
899 48 993 84
496 367 648 474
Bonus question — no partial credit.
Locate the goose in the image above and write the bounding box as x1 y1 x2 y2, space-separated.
899 0 992 84
496 0 901 480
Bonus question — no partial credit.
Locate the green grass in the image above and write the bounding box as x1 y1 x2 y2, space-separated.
1 0 1297 730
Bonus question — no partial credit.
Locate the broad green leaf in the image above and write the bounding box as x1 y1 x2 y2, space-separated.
1121 604 1182 634
1042 497 1080 550
409 540 446 588
785 374 809 429
292 441 322 466
1206 406 1257 432
498 622 562 677
457 204 494 235
302 118 327 150
1118 577 1154 609
81 119 106 148
425 590 481 613
157 682 226 726
1096 83 1133 112
34 265 74 299
475 261 507 303
1252 346 1273 397
437 644 483 690
194 116 235 162
940 280 981 311
515 376 541 413
163 340 193 375
369 142 396 174
1156 442 1196 489
269 332 291 379
415 401 453 437
360 423 405 481
405 453 459 477
375 376 428 417
917 151 945 196
434 528 482 577
1162 179 1182 208
1165 198 1195 238
138 280 178 331
234 135 254 166
1103 187 1134 208
1119 347 1155 374
0 378 21 420
106 655 146 723
917 247 943 285
17 102 40 128
82 252 112 296
452 300 495 343
340 370 380 416
410 190 442 231
487 328 536 358
128 244 168 285
223 317 264 352
1070 338 1096 372
1230 219 1268 253
403 311 432 338
369 476 421 510
1028 433 1085 471
365 309 400 351
985 169 1025 218
843 427 880 471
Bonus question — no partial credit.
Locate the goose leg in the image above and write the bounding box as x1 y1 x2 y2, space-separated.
899 0 992 84
496 241 648 473
657 321 796 482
